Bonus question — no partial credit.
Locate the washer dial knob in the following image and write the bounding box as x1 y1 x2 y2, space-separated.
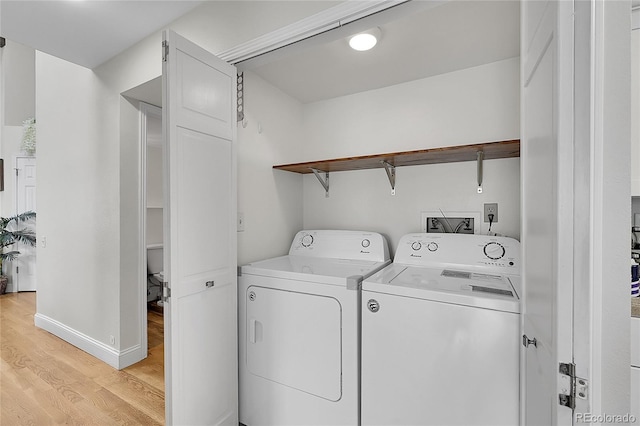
301 234 314 247
362 239 371 248
484 242 506 260
427 242 439 252
411 241 422 251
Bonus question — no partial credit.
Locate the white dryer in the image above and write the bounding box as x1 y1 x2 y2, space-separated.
361 233 521 426
238 230 391 426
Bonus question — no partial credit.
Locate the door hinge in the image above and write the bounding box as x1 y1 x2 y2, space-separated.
162 281 171 302
162 41 169 62
16 266 19 274
558 362 588 410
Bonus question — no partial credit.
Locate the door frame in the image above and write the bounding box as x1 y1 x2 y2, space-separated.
137 101 163 361
582 0 631 415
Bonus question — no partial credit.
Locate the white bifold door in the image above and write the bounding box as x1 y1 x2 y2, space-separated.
162 30 238 425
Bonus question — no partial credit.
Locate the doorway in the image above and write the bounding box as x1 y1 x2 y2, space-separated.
139 100 165 388
13 156 37 292
120 78 165 404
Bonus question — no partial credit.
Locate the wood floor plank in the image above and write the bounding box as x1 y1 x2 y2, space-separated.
1 382 54 425
94 370 165 423
1 292 165 425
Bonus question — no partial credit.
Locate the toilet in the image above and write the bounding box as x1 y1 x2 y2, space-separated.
147 244 164 303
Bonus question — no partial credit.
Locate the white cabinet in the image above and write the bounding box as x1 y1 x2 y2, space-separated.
631 27 640 195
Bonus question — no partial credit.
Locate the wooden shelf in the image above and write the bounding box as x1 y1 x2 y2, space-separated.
273 139 520 174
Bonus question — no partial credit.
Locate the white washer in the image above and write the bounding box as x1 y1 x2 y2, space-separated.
361 233 521 426
239 230 391 426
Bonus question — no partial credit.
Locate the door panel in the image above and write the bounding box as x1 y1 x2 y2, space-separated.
175 284 237 425
15 157 37 292
163 30 238 426
176 38 233 140
176 128 231 297
521 2 558 422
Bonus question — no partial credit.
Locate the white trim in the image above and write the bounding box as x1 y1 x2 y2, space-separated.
138 102 162 367
34 313 144 369
216 0 409 65
35 313 124 369
118 344 146 369
588 0 631 415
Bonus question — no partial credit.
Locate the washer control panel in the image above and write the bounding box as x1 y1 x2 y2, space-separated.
395 233 520 274
289 230 390 262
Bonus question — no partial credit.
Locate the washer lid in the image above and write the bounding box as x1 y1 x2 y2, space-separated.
241 255 391 286
364 265 520 313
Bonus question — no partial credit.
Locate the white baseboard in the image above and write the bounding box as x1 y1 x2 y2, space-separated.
118 344 146 369
34 313 146 369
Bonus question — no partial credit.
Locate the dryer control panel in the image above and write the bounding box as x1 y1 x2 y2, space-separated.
289 230 390 263
395 233 520 274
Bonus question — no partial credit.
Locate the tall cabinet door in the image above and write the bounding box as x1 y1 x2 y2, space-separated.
162 30 238 425
520 1 574 424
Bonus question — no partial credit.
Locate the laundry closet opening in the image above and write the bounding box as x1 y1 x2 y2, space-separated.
231 0 522 258
116 0 521 404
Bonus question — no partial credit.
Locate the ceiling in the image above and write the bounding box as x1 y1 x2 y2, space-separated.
244 0 520 104
14 0 618 106
0 0 204 69
1 1 637 104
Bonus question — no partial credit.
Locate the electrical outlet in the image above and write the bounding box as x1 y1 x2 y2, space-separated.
484 203 498 223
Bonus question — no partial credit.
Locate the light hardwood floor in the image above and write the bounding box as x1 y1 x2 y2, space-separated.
1 292 165 425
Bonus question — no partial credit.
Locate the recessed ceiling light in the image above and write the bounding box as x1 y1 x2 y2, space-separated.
348 28 382 51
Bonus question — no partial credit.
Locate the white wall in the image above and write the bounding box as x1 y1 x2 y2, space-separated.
146 115 163 246
34 52 121 360
237 71 304 265
2 39 34 126
302 58 521 253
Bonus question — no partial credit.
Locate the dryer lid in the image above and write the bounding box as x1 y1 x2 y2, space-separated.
241 255 390 286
